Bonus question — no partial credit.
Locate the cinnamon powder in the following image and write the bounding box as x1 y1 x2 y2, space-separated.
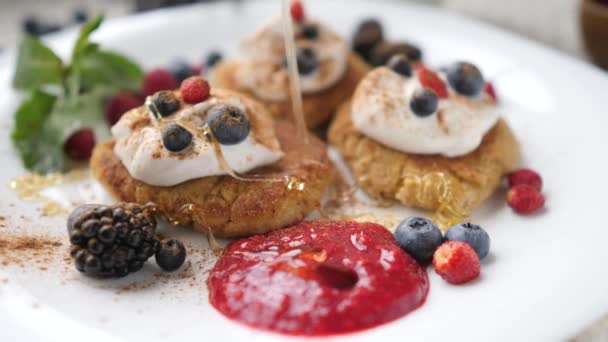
0 234 63 268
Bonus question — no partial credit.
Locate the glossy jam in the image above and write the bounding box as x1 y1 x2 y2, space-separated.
208 221 429 336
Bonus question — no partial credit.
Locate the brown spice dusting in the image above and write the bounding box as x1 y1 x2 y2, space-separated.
0 234 63 268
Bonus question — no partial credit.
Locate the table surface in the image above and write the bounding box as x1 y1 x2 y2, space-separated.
0 0 606 340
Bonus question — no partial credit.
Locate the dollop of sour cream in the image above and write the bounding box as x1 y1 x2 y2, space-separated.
235 17 349 102
351 67 499 157
112 90 284 187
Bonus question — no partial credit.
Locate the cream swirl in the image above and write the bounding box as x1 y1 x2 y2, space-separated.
235 17 349 102
351 67 499 157
112 90 284 187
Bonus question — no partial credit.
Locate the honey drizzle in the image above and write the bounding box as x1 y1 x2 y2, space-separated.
167 204 223 255
281 0 309 143
401 173 472 230
9 170 87 216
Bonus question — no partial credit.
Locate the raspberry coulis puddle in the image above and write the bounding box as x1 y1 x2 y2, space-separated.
208 221 429 336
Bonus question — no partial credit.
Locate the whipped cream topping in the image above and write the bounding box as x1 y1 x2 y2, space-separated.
112 90 284 187
235 17 349 102
351 67 499 157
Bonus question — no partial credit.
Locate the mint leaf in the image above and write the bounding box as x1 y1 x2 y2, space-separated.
73 15 104 59
11 89 67 172
77 50 143 92
12 36 63 90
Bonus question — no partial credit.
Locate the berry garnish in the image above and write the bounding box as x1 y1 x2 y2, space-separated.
180 76 210 104
162 122 193 153
206 51 223 69
64 128 96 161
410 88 439 117
152 91 181 118
105 93 141 126
206 104 250 145
507 185 545 214
294 47 319 75
142 68 178 97
301 23 319 40
446 62 486 97
155 239 187 272
370 42 422 66
508 168 543 192
73 9 89 24
416 65 448 98
485 82 498 103
169 59 194 83
433 241 480 285
445 223 490 260
67 203 158 278
386 54 412 77
352 19 384 60
394 217 444 264
290 0 305 23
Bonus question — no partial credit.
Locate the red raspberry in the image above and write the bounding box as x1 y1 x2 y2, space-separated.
507 185 545 214
433 241 480 285
485 82 497 102
64 128 96 161
508 168 542 191
141 68 178 97
180 76 210 104
290 0 305 23
416 65 448 99
105 93 142 126
191 64 205 76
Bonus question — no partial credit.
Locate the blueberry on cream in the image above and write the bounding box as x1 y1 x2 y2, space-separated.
351 63 498 157
112 89 283 187
152 91 181 118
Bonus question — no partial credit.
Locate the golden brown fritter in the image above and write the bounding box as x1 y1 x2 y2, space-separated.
210 53 369 129
91 121 334 238
328 100 521 213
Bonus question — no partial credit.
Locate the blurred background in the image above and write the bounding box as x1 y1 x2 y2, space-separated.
1 0 607 69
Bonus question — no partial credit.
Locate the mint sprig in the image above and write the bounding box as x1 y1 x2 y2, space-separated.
11 15 143 173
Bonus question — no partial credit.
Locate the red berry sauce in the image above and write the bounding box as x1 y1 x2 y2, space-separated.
208 221 429 336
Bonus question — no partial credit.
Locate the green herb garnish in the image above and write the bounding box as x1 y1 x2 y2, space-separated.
11 15 143 173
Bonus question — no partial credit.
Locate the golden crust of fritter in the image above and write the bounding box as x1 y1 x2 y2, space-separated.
328 100 521 211
91 121 334 238
210 53 370 129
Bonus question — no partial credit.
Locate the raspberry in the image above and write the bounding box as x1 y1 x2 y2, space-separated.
141 68 178 97
433 241 480 285
485 82 497 103
105 93 142 126
507 185 545 214
508 168 542 191
416 65 448 99
180 76 210 104
290 0 305 23
64 128 96 161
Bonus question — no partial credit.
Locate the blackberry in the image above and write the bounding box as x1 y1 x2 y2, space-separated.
67 203 159 278
353 19 384 61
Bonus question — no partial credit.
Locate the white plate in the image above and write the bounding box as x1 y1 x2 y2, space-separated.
1 1 608 341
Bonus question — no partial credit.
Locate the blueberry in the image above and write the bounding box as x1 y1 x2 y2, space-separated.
206 104 250 145
295 47 319 75
370 42 422 66
169 59 194 83
394 217 443 263
386 54 412 77
352 19 384 60
410 89 439 117
162 122 193 152
446 62 485 97
22 16 41 35
445 223 490 260
206 51 223 68
152 91 180 118
73 9 89 24
301 23 319 40
155 239 186 272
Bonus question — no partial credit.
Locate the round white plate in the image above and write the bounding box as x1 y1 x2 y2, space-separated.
1 1 608 341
